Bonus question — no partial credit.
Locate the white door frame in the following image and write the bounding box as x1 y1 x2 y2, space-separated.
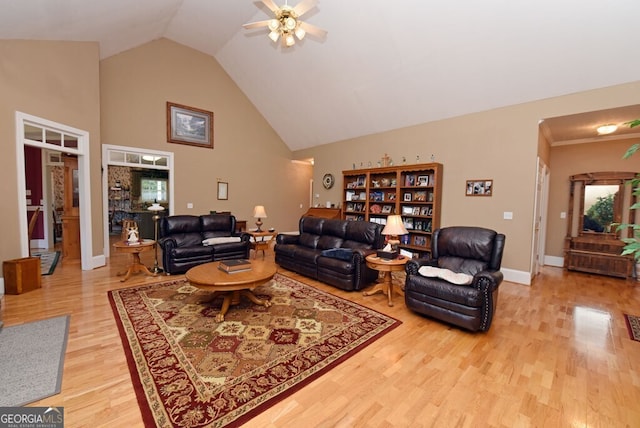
16 111 94 270
531 157 550 277
101 144 174 258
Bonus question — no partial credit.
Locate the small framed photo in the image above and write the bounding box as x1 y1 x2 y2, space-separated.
405 175 416 187
402 206 413 215
466 179 493 196
417 175 429 186
403 192 412 202
381 205 392 214
217 181 228 200
167 102 214 148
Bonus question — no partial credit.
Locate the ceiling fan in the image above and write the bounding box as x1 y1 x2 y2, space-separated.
243 0 327 48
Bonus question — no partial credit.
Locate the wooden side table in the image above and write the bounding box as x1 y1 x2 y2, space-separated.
363 254 409 306
113 239 156 282
247 231 277 259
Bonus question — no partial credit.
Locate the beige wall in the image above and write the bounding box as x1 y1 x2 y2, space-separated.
2 37 638 283
295 82 640 276
546 139 640 257
0 40 102 264
100 39 311 233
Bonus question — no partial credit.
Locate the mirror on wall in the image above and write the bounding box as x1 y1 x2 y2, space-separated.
582 184 620 233
568 171 637 239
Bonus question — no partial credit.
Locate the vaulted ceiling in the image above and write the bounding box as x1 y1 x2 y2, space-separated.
2 0 639 151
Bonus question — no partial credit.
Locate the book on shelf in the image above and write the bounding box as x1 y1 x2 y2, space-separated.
218 259 252 273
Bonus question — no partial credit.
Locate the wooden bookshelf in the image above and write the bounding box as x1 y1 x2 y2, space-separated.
343 163 443 258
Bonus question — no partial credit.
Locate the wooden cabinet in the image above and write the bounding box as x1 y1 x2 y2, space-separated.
564 171 637 279
343 163 443 258
304 207 342 219
565 234 632 278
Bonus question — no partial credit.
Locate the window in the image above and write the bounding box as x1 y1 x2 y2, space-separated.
140 178 168 202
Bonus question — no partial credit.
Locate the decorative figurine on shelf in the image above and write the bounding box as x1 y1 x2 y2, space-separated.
381 153 392 167
127 225 140 243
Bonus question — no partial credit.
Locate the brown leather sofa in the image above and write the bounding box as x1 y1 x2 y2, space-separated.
274 216 385 291
404 226 506 332
158 214 250 274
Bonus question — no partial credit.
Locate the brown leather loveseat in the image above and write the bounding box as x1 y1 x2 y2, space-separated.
158 214 250 274
274 216 385 291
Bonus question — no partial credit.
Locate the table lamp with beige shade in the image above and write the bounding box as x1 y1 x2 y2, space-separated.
380 215 408 258
253 205 267 232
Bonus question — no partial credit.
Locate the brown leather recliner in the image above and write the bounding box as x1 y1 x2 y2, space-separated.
404 226 506 332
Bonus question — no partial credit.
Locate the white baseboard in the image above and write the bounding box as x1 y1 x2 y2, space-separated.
90 254 106 270
544 255 564 267
502 268 531 286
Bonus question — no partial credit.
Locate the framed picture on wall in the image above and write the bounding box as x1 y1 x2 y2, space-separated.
466 179 493 196
167 102 214 148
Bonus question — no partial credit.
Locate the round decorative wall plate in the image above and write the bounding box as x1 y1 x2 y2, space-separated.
322 173 335 189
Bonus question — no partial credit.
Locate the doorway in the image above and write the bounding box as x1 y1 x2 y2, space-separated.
15 111 94 270
101 144 174 258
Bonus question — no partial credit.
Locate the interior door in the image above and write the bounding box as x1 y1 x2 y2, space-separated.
62 155 81 260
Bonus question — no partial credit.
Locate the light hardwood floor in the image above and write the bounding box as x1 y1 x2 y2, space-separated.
2 242 639 427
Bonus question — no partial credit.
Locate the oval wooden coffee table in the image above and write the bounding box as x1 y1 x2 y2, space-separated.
185 260 276 322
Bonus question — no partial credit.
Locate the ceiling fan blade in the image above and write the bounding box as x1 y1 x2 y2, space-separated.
243 20 272 30
299 21 327 38
261 0 281 14
293 0 318 17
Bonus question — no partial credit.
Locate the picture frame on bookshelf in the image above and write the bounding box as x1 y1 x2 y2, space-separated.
466 179 493 196
381 205 392 214
414 236 427 247
403 192 412 202
403 218 414 229
417 175 429 186
402 206 413 215
405 175 416 187
388 193 396 201
414 191 427 201
420 206 429 216
371 191 384 202
413 207 420 215
356 176 366 187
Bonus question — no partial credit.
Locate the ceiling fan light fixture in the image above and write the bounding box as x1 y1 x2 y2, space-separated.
268 30 280 42
268 19 280 31
243 0 326 49
285 17 297 31
597 124 618 135
285 33 296 47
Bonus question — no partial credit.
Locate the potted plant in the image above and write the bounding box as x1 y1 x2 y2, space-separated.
617 119 640 277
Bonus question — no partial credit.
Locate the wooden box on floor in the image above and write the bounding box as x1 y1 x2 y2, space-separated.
3 257 41 294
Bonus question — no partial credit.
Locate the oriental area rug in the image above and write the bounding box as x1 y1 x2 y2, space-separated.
108 273 401 427
623 313 640 342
